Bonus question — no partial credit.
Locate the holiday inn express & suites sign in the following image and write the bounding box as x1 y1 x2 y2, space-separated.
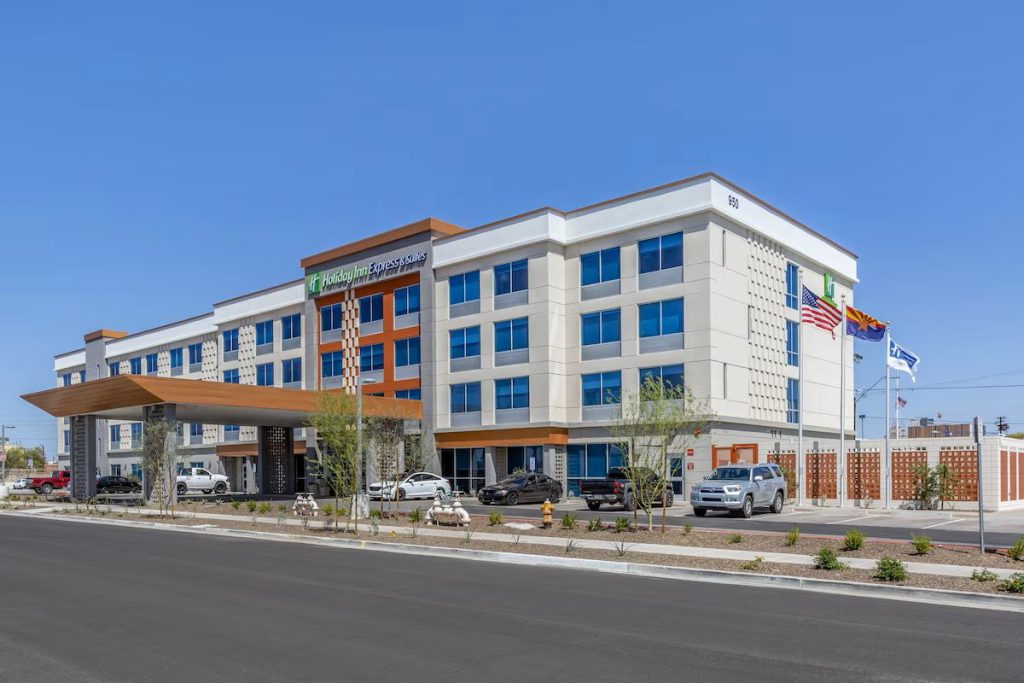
307 251 427 296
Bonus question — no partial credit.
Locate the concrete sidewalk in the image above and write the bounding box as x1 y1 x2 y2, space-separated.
24 503 1022 580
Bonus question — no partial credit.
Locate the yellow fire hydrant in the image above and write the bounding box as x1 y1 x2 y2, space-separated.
541 498 554 529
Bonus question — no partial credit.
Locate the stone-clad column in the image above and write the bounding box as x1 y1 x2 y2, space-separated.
69 415 97 500
259 426 293 495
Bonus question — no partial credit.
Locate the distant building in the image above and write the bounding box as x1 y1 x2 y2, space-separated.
907 421 978 439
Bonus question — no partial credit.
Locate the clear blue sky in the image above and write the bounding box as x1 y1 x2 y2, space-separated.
2 1 1021 455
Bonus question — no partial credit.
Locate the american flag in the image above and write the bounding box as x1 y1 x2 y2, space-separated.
801 285 841 333
897 396 908 408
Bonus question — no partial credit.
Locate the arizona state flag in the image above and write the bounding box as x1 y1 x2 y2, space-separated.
845 306 886 341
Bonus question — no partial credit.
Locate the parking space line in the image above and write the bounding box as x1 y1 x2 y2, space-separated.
826 515 874 525
922 518 966 529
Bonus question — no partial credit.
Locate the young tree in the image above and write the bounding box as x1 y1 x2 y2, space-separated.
609 376 714 532
366 409 405 515
402 427 437 476
142 418 184 517
307 391 359 532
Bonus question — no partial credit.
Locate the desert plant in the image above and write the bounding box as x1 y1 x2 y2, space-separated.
277 504 288 514
613 516 631 533
511 533 521 548
322 503 335 519
843 529 865 551
368 514 380 536
561 513 579 530
813 547 845 571
998 573 1024 593
408 508 424 525
565 538 578 553
682 521 693 536
231 500 241 510
587 518 604 532
725 533 742 544
875 556 908 582
612 539 630 557
785 527 800 547
257 501 271 514
276 510 286 526
911 534 932 555
972 568 998 582
488 510 504 526
246 500 257 513
369 508 381 520
1006 536 1024 561
739 555 764 571
463 527 474 543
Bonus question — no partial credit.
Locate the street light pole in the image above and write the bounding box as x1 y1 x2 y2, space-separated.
0 425 15 482
354 377 378 513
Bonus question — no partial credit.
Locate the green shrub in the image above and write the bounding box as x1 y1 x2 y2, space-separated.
613 516 630 533
246 500 257 513
612 539 630 557
725 533 742 544
321 503 335 518
911 534 932 555
587 518 604 532
875 556 908 582
488 510 504 526
231 500 241 510
369 508 381 520
843 529 865 551
277 504 288 513
971 568 998 582
998 573 1024 593
739 556 764 571
408 508 423 524
682 521 693 536
1006 536 1024 561
813 547 845 571
785 527 800 547
257 501 271 514
561 513 579 530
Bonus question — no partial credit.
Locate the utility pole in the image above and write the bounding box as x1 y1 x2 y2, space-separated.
974 416 985 555
0 425 15 482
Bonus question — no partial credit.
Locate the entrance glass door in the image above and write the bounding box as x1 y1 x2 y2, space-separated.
440 448 485 495
506 445 543 475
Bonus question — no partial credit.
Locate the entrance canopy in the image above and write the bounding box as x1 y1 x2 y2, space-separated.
22 375 421 428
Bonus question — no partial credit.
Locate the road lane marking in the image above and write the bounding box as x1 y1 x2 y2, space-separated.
922 518 966 529
827 515 874 525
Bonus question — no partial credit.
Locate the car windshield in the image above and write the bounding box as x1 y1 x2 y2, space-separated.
710 467 750 480
497 477 527 486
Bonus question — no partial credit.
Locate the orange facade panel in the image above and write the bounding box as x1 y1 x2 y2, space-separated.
434 428 569 448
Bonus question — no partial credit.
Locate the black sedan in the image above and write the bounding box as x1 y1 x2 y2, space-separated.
477 474 562 505
96 476 142 494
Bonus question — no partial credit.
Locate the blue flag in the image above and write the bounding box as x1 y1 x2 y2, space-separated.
887 339 920 382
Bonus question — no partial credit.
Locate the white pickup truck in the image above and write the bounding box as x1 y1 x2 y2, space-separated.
176 467 229 495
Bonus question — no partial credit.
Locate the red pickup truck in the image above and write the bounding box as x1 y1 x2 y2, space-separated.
29 470 71 494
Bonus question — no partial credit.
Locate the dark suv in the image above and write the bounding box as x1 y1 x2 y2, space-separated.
96 476 142 494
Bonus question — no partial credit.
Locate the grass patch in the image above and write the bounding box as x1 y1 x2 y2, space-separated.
725 533 742 544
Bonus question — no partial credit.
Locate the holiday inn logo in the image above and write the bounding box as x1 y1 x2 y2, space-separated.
306 273 321 296
305 251 427 298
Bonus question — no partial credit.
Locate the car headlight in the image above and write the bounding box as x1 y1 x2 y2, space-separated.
723 485 742 494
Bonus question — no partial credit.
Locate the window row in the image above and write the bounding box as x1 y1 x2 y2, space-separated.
320 285 421 333
320 337 421 378
581 365 684 406
216 358 303 387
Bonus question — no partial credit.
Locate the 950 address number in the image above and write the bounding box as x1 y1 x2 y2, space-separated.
728 194 740 209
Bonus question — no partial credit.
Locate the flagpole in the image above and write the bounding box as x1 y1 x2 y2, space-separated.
883 323 892 509
838 294 846 508
797 269 805 508
895 373 901 439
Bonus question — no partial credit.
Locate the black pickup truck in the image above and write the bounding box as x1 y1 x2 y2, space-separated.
578 466 674 511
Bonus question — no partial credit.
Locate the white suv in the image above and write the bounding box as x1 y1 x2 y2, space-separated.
176 467 229 495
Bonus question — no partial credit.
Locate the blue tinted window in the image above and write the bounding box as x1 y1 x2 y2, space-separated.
255 320 274 346
639 365 685 396
494 317 528 352
223 329 239 352
360 343 384 372
638 232 683 273
787 378 800 424
449 271 480 305
130 423 142 439
494 259 528 296
394 284 420 316
62 373 71 386
785 262 799 309
580 247 620 286
395 388 421 400
110 425 120 442
223 369 239 384
581 371 621 406
190 423 203 437
395 337 420 367
281 313 301 340
639 299 683 337
321 351 343 378
129 357 141 375
282 357 302 384
108 362 120 377
495 376 529 410
581 309 620 345
449 326 480 359
256 363 274 387
169 348 183 369
786 319 799 366
224 425 240 433
451 382 481 413
146 353 158 373
320 304 342 332
188 342 203 365
359 294 384 324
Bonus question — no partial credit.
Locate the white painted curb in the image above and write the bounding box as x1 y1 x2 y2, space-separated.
7 511 1023 614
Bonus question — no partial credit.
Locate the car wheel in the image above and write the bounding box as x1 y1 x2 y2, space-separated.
398 488 407 501
771 491 784 514
665 490 675 508
586 501 601 511
505 492 519 506
176 483 187 495
99 487 109 495
693 508 707 517
214 482 227 495
741 495 753 519
41 484 53 495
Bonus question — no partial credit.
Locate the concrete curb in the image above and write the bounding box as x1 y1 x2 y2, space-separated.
7 511 1023 614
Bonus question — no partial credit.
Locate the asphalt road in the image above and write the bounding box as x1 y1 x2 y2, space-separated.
1 515 1021 682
